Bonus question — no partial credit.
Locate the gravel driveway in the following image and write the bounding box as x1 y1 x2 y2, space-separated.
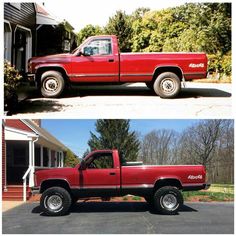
2 202 234 234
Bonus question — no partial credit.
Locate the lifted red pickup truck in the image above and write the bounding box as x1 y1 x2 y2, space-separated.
28 35 207 98
33 149 210 216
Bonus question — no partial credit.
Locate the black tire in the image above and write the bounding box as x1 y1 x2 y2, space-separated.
41 71 65 98
153 72 181 98
153 186 183 215
40 187 72 216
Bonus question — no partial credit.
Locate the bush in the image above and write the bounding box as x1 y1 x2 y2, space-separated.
207 53 231 79
4 61 22 112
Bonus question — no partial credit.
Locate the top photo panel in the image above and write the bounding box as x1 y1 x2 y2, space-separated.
3 1 232 118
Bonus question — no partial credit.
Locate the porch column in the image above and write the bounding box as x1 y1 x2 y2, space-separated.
40 145 43 167
29 139 34 187
61 152 64 167
55 152 58 167
48 149 51 167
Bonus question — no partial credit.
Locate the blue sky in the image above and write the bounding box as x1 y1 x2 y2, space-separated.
42 119 199 157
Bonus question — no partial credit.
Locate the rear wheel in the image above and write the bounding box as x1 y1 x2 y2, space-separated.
40 187 72 216
153 186 183 215
153 72 181 98
41 71 65 98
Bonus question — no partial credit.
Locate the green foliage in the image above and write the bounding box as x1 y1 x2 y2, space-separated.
132 196 142 201
77 24 103 45
88 120 140 162
104 11 132 52
4 60 22 101
182 191 234 202
208 53 231 77
64 149 79 167
76 3 231 77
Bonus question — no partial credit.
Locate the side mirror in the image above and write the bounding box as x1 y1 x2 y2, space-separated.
79 160 86 170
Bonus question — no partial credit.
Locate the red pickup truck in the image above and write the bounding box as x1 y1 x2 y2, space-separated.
27 35 207 98
33 149 209 216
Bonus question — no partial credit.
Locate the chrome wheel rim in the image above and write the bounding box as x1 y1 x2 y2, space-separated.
161 78 176 94
46 195 63 211
43 77 59 92
162 194 177 209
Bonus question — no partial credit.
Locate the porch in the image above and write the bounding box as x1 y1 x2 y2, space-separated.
3 121 66 201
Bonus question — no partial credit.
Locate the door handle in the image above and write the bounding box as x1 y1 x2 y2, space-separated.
109 172 116 175
108 59 114 62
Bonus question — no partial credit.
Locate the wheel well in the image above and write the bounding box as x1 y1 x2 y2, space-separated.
40 179 71 193
152 67 183 83
154 178 182 192
35 67 68 87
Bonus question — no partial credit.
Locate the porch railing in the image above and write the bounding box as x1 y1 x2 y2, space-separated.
22 167 32 202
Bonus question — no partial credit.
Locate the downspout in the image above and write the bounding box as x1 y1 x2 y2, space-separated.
30 136 39 187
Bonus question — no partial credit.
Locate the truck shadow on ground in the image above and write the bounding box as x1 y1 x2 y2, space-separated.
31 202 197 216
63 85 231 99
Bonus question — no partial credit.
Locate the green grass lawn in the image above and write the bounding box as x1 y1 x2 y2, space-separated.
183 183 234 202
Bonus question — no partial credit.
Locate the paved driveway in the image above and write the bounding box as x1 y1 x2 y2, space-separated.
2 202 234 234
11 82 231 118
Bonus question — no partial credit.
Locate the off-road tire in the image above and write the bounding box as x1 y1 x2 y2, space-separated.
40 187 72 216
41 71 65 98
153 72 181 98
153 186 183 215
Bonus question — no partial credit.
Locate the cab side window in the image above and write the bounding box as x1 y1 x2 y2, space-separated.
83 39 112 56
88 153 113 169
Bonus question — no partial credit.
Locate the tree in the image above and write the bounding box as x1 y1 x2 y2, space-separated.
104 10 133 52
64 149 79 167
180 120 223 167
140 129 178 165
88 120 140 161
77 24 103 45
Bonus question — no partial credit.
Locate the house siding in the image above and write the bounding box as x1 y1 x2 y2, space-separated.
4 3 36 30
5 120 33 132
4 3 36 64
2 123 6 190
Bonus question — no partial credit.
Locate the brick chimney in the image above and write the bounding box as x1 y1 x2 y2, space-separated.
31 119 41 127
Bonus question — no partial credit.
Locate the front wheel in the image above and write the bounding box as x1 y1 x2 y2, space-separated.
41 71 65 98
40 187 72 216
153 72 181 98
153 186 183 215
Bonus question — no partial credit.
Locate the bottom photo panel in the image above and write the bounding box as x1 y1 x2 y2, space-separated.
2 119 234 234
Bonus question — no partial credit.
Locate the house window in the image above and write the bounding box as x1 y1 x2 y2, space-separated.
35 147 41 166
43 148 48 167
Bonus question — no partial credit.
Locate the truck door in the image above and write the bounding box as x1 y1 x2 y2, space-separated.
71 38 119 82
79 152 120 196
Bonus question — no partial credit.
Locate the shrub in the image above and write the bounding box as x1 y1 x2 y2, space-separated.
4 61 22 111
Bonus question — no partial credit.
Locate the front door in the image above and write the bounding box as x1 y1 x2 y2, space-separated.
71 38 119 82
79 152 120 197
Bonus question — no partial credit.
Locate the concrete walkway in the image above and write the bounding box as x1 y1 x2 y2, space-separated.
2 201 24 212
